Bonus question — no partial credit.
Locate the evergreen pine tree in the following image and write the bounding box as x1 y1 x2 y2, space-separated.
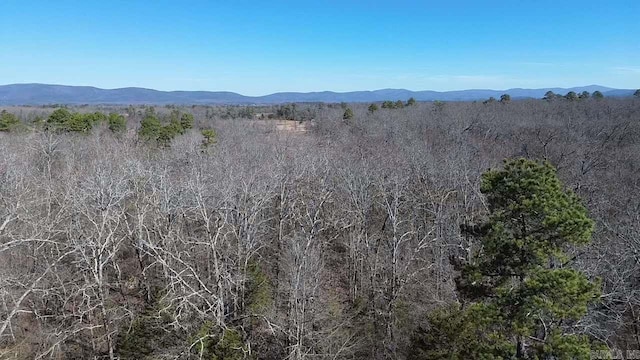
411 159 602 359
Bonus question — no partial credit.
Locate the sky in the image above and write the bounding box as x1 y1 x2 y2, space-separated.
0 0 638 95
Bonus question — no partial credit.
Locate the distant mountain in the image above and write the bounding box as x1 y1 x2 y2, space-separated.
0 83 635 105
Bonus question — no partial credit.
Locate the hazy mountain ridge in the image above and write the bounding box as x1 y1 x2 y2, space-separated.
0 83 634 105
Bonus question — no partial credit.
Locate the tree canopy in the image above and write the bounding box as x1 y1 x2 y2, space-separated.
411 158 601 359
565 91 579 101
138 109 192 146
343 107 354 120
107 113 127 133
44 108 126 133
483 96 497 104
543 91 556 101
0 110 20 131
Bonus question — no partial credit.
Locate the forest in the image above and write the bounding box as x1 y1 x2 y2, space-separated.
0 96 639 359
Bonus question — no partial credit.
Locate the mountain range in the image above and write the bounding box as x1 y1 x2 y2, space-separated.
0 83 635 105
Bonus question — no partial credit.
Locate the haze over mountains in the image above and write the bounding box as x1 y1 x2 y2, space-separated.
0 83 635 105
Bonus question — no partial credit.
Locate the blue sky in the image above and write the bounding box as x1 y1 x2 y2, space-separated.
1 0 638 95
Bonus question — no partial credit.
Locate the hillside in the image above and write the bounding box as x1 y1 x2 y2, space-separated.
0 83 634 105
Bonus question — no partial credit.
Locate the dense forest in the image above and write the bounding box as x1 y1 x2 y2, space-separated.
0 96 639 359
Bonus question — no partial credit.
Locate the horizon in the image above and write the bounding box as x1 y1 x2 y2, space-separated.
0 82 628 96
1 1 638 95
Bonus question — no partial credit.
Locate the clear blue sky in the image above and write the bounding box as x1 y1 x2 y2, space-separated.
1 0 638 95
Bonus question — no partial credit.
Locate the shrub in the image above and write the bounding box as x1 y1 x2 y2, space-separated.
189 324 248 360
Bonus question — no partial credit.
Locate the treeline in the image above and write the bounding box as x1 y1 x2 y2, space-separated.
482 90 612 104
138 108 194 145
44 108 127 133
0 108 126 133
0 107 219 149
543 90 604 101
0 98 639 359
